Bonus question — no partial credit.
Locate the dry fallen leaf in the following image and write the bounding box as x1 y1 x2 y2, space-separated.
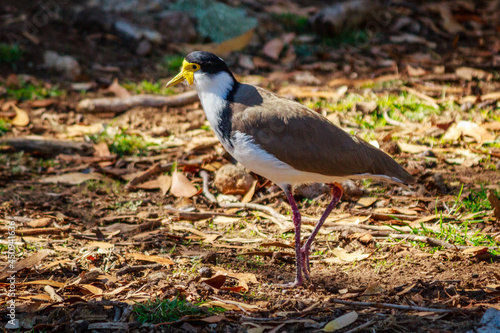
200 275 226 289
323 311 358 332
79 284 104 295
22 280 66 288
326 248 371 263
407 65 426 77
107 78 131 98
40 172 107 185
0 249 51 280
398 142 432 154
278 85 345 100
455 67 492 81
26 217 52 228
214 267 258 291
241 180 257 203
356 197 377 208
125 253 174 265
263 38 285 60
65 123 104 137
136 174 172 196
442 120 495 145
170 171 198 197
11 104 30 127
462 247 489 256
200 299 263 312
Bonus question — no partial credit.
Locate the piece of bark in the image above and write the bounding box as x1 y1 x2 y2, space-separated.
77 91 199 113
0 136 94 156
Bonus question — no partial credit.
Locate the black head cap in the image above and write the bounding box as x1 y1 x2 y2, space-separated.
185 51 235 78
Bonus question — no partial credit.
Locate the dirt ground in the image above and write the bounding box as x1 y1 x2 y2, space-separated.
1 1 500 332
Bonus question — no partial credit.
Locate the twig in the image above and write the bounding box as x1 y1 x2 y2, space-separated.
119 304 133 322
344 319 377 333
44 285 63 302
116 263 162 276
388 233 463 250
329 298 476 313
0 137 94 156
211 296 251 314
382 110 407 127
126 159 204 188
250 191 284 204
401 86 440 109
163 206 239 221
77 91 199 113
200 170 217 203
219 202 287 221
0 226 71 236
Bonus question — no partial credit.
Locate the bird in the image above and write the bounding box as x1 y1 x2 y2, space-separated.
167 51 415 287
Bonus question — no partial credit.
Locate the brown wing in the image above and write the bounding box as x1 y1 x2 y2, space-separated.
230 85 414 184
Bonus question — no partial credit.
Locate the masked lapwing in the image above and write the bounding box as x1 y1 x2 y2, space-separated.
167 51 415 287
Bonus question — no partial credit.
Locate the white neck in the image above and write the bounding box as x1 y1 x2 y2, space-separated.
193 71 235 144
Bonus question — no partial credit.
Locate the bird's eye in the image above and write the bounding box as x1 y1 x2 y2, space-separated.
192 65 198 70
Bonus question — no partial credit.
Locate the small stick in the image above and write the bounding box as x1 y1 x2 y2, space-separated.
126 159 204 188
0 227 70 236
200 170 217 203
116 264 162 276
211 296 251 314
219 202 287 222
329 298 475 313
250 191 283 204
77 91 199 113
388 233 462 250
344 319 377 333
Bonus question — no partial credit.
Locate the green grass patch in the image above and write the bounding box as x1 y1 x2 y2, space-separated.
321 29 373 48
3 81 64 101
0 43 22 66
133 298 225 324
88 127 153 156
122 80 175 95
308 93 364 113
163 54 185 73
272 13 309 34
0 118 11 135
377 93 441 122
461 187 500 214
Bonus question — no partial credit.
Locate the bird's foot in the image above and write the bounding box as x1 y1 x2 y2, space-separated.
278 278 303 288
300 246 316 288
300 246 311 279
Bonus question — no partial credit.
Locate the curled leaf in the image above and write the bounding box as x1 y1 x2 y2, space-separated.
11 105 30 127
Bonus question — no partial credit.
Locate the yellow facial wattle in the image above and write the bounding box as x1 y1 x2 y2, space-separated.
166 59 200 87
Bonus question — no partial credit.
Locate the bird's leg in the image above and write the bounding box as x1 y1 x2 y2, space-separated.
281 185 303 287
301 183 343 280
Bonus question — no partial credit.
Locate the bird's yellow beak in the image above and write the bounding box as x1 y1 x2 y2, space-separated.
166 59 200 87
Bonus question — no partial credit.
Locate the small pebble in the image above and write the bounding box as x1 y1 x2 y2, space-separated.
199 266 213 278
201 252 217 264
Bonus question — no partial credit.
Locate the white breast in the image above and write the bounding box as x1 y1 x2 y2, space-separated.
194 71 234 144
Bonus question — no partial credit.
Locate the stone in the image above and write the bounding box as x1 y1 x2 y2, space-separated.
43 51 81 81
214 164 254 195
147 271 167 283
136 39 152 56
355 101 377 114
199 266 213 278
201 252 217 265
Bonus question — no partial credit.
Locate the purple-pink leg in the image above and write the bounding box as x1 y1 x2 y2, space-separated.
301 183 343 281
281 185 303 287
